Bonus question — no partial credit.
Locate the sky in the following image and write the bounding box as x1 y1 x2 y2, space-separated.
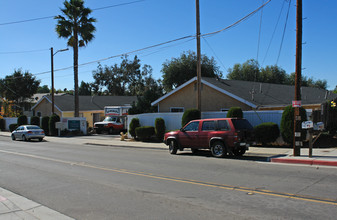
0 0 336 91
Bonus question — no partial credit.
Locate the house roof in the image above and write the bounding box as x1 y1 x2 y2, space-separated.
32 95 137 112
152 77 337 108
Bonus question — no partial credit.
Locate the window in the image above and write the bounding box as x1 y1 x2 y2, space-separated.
218 120 230 131
37 112 42 117
231 119 253 130
202 121 216 131
170 107 184 112
183 121 199 131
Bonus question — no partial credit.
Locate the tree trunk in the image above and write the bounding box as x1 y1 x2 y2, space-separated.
73 30 79 117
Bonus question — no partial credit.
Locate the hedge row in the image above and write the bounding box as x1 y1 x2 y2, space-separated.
129 117 166 141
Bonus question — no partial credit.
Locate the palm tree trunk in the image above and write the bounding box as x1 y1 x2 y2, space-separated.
74 30 79 117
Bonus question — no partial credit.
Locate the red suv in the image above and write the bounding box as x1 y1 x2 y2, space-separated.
164 118 254 158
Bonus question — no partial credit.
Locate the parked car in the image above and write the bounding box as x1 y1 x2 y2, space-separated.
164 118 254 158
11 125 45 142
94 116 125 134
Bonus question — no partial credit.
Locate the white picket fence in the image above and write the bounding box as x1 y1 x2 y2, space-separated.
126 110 306 131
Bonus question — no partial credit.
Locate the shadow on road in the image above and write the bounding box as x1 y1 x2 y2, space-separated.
178 150 287 162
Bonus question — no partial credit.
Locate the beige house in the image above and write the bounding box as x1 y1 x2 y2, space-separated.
32 94 137 127
151 77 337 112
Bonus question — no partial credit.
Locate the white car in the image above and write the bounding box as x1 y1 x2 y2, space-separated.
11 125 45 142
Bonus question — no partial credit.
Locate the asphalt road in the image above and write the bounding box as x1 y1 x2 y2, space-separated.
0 135 336 220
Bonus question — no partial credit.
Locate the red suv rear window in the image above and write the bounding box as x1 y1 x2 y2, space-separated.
231 119 253 130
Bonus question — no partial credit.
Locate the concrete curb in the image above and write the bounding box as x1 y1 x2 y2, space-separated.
271 157 337 167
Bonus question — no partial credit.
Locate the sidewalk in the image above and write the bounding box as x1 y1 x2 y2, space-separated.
0 187 74 220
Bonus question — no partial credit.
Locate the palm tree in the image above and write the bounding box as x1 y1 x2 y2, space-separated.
55 0 96 117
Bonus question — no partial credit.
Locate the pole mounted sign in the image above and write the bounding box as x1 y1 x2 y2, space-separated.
292 100 302 108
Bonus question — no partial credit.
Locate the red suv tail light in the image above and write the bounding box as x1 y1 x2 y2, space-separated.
234 132 241 142
27 131 33 134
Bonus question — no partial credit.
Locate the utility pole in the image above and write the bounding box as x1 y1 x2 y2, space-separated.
293 0 302 156
51 47 55 115
196 0 202 111
50 47 69 115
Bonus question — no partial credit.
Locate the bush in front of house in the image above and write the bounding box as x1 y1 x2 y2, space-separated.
9 124 18 132
280 105 307 144
30 116 40 126
49 114 60 136
42 116 50 135
181 109 201 127
135 126 155 141
17 115 28 126
0 119 5 131
155 118 166 141
129 118 140 138
226 107 243 118
254 122 280 145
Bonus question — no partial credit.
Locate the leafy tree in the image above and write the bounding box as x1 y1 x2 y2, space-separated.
288 73 327 90
79 81 92 95
226 107 243 118
55 0 96 117
17 115 28 126
30 116 40 126
49 114 60 136
227 59 327 90
260 65 288 84
37 85 50 93
181 109 201 127
128 76 163 114
92 55 154 96
161 51 222 92
0 69 40 108
227 59 260 82
280 105 307 144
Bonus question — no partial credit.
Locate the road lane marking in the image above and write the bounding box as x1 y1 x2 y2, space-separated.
1 149 336 206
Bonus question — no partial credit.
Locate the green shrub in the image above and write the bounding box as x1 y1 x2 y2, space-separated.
17 115 28 126
9 124 18 132
254 122 280 145
49 114 60 136
42 116 50 135
30 116 40 126
280 105 307 144
227 107 243 118
0 119 5 131
129 118 140 138
135 126 155 141
155 118 166 141
181 109 201 127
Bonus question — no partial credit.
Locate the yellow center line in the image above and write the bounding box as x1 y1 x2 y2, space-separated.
1 149 336 206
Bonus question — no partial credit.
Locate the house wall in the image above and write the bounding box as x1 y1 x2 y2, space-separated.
33 99 62 117
62 111 104 127
157 82 251 112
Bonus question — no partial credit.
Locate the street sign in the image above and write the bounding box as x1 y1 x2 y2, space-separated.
292 100 302 107
301 121 313 129
313 122 324 131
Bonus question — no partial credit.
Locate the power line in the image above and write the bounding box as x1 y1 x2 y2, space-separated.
0 0 145 26
261 0 287 66
201 0 271 38
2 1 271 81
0 49 49 55
202 37 227 72
256 0 265 63
276 0 292 65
